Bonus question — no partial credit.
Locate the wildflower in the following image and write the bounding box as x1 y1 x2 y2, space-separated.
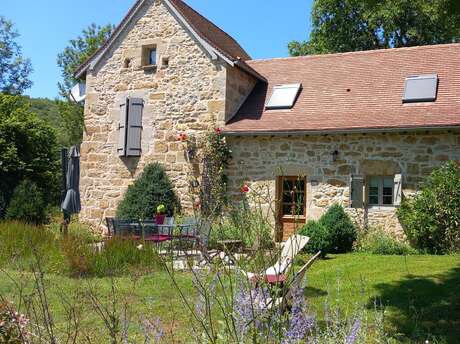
241 184 250 193
282 286 315 344
215 127 222 134
345 318 361 344
141 316 164 344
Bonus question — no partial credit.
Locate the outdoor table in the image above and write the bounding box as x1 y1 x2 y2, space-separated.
217 239 243 253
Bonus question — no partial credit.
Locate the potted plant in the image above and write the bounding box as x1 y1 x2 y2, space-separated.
155 204 167 224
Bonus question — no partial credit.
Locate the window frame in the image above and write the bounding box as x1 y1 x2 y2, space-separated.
141 45 157 68
279 176 307 218
366 175 394 206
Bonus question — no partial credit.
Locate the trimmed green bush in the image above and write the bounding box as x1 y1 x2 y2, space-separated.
5 180 49 224
356 228 418 255
300 204 357 256
116 163 180 220
397 161 460 254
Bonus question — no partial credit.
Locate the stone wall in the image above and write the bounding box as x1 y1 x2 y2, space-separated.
226 130 460 238
80 0 253 229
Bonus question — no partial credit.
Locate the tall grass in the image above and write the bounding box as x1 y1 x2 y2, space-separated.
0 221 65 272
0 221 163 277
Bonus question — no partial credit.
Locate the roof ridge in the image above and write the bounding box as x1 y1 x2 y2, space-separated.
168 0 250 60
247 43 460 64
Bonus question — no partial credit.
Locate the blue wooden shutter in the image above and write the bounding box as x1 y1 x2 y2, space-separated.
350 175 364 208
126 98 143 157
117 99 128 157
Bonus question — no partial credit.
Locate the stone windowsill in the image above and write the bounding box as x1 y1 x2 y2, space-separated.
142 64 157 72
366 205 397 212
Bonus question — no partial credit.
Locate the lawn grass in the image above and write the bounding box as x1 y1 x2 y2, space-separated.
0 253 458 343
301 253 460 343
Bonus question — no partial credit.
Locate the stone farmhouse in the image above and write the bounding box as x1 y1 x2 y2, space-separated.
75 0 460 240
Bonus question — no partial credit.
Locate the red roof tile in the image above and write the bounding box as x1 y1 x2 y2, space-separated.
225 44 460 134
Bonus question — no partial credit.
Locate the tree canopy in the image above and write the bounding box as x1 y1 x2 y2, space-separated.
0 16 32 94
0 94 60 217
57 23 113 97
56 23 113 147
289 0 460 56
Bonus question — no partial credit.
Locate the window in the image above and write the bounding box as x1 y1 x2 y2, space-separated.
280 177 306 216
141 45 157 68
403 74 438 103
266 83 302 109
367 176 394 206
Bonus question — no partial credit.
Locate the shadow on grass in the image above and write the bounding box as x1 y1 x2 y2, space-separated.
369 267 460 343
304 286 328 298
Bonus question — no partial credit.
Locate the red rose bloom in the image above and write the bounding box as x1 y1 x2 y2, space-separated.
242 184 250 193
178 133 188 142
215 127 222 134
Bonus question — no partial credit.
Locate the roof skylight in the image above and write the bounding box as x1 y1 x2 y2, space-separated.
403 74 438 103
266 83 302 109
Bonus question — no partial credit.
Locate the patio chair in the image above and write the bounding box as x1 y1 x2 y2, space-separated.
263 251 321 312
241 234 310 280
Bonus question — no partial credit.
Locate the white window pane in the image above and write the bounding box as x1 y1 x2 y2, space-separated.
266 83 301 109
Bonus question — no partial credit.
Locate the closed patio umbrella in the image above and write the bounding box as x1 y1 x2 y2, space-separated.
61 146 81 233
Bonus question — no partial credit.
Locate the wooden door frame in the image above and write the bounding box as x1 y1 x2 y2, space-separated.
276 175 307 241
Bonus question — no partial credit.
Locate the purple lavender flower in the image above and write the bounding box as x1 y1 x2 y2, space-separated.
141 316 164 344
282 286 315 344
345 318 361 344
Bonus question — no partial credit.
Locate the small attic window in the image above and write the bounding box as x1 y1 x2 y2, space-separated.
403 74 438 103
266 83 302 109
141 45 157 68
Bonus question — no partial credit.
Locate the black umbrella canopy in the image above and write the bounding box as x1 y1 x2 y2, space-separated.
61 146 81 215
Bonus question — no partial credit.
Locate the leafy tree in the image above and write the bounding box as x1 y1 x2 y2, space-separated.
0 16 32 94
0 94 60 217
397 161 460 254
57 23 113 97
116 163 180 220
289 0 460 56
56 23 113 146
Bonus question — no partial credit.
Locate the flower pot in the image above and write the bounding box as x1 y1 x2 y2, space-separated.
155 214 166 224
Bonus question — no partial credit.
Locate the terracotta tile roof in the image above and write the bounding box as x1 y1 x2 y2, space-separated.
167 0 250 61
75 0 255 78
225 44 460 134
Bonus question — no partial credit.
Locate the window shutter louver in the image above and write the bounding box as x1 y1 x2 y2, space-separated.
393 174 402 206
350 175 364 208
126 98 143 157
117 99 128 157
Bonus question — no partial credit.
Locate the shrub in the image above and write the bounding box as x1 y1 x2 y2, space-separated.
116 163 180 220
300 204 357 256
210 204 274 250
397 161 460 253
5 180 49 224
356 228 418 255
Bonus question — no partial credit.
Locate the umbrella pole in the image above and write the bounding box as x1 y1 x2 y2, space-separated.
60 148 68 235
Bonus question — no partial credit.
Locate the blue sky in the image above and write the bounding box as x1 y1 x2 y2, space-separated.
2 0 312 99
